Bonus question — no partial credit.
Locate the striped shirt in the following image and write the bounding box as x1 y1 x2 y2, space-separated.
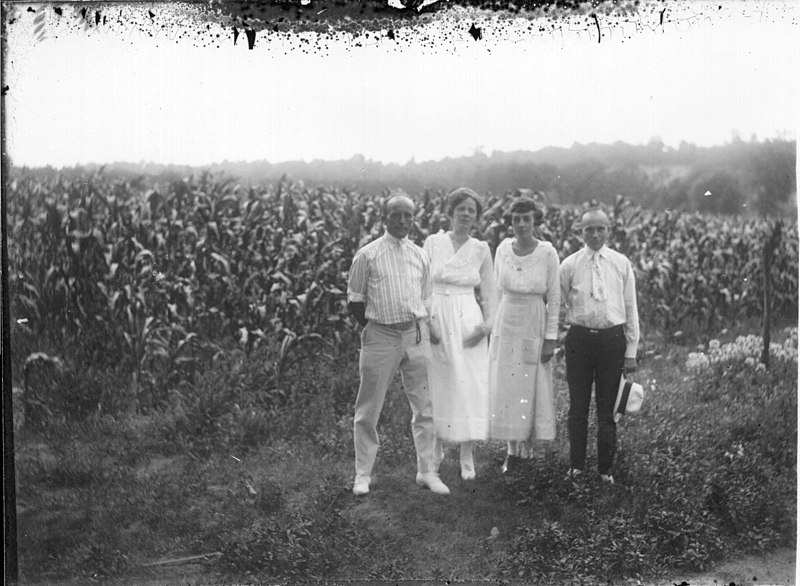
347 231 431 324
560 245 640 358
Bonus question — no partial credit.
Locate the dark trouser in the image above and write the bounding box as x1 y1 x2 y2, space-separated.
565 325 625 475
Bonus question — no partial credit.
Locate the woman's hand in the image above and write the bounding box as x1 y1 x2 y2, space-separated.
428 319 441 345
462 326 486 349
540 339 556 363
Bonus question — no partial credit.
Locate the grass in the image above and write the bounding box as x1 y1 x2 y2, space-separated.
13 325 797 584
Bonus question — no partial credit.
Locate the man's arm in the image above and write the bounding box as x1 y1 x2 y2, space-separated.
623 257 640 372
420 249 432 318
348 302 368 328
558 255 572 332
347 248 369 328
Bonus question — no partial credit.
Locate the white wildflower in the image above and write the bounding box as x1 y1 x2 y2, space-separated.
687 330 797 371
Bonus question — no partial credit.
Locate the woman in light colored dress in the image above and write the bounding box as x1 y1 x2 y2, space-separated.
488 197 559 472
423 188 497 481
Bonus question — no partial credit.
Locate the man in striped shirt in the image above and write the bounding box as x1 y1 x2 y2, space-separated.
347 192 450 497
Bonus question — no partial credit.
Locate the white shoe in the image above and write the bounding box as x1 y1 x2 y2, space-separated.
565 468 583 480
415 472 450 495
353 475 370 496
600 474 615 484
460 462 476 481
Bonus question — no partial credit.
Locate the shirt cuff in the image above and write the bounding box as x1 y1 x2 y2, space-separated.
625 341 638 359
348 292 366 303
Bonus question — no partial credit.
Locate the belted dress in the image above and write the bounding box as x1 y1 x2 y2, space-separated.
423 231 497 442
488 238 560 441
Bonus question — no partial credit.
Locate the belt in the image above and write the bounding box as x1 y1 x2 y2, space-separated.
377 320 419 331
569 324 624 336
433 285 474 296
373 320 423 344
503 291 544 303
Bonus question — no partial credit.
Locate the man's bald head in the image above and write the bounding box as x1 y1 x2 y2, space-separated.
579 207 610 251
383 191 416 239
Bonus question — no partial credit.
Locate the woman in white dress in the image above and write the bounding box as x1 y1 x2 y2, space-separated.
488 197 559 472
423 188 497 480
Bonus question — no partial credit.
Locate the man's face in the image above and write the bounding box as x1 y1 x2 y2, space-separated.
581 211 609 251
384 196 415 239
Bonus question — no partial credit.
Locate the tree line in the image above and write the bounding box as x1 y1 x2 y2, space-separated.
16 137 796 217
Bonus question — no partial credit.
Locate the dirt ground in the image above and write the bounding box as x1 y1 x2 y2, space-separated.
19 547 794 585
663 547 796 586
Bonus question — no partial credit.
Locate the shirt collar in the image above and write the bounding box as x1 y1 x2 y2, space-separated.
584 244 608 259
383 231 409 247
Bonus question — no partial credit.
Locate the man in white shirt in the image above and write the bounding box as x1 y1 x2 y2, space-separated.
347 192 450 497
559 207 640 484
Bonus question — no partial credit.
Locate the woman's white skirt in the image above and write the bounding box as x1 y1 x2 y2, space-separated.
488 292 556 441
428 286 490 442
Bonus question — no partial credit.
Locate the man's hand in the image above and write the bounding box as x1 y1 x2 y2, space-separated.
624 356 637 373
462 326 485 349
347 302 367 328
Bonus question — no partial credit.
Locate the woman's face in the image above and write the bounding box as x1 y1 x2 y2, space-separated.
511 211 536 239
451 197 478 232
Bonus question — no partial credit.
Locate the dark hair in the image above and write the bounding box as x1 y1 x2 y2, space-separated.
382 189 413 217
445 187 483 218
508 197 544 225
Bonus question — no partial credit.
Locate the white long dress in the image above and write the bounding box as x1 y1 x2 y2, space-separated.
488 238 560 442
423 232 497 443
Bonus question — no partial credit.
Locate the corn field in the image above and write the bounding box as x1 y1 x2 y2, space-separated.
6 169 798 415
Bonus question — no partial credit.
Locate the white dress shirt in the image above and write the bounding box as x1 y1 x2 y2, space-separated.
560 245 640 358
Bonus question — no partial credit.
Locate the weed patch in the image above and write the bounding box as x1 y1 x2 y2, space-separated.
14 329 796 584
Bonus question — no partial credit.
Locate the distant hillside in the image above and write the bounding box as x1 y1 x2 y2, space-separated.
14 138 796 216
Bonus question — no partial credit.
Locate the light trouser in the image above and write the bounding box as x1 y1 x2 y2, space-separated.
353 321 437 478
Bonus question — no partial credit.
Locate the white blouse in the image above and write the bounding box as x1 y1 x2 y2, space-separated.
423 231 497 332
494 238 560 339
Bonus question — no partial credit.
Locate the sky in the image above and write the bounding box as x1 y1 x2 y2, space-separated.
3 0 798 168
